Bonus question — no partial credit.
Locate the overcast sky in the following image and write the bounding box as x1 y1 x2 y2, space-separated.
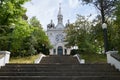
24 0 97 30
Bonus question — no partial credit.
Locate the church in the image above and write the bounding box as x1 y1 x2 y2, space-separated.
46 4 71 55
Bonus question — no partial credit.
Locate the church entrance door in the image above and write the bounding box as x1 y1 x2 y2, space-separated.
57 46 63 55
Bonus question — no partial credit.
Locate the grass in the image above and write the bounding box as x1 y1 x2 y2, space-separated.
9 53 107 64
80 53 107 63
9 54 40 64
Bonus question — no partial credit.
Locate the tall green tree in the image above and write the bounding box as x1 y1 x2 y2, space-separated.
0 0 51 57
112 0 120 52
80 0 119 53
81 0 117 23
0 0 29 51
29 16 51 55
0 0 29 25
11 19 34 57
65 15 96 53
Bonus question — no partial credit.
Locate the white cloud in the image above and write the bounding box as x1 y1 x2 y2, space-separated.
69 0 79 8
24 0 97 30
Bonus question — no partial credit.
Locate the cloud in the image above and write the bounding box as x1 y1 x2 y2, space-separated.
24 0 97 30
69 0 79 8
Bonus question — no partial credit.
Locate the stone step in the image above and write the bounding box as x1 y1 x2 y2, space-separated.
1 66 115 70
1 64 116 71
40 56 79 64
0 55 120 80
0 68 117 72
5 64 114 67
1 67 116 71
1 64 117 72
0 72 120 76
2 64 115 69
0 76 120 80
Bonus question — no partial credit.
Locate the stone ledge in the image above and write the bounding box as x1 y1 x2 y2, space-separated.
0 51 10 54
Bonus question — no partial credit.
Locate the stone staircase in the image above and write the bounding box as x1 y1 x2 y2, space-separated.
40 55 79 64
0 55 120 80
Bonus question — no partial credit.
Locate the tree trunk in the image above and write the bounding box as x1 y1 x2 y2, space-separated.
100 0 105 23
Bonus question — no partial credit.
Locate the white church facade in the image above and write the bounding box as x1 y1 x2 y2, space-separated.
46 4 71 55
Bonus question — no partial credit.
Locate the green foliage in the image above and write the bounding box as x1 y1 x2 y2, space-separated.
65 15 98 53
0 0 29 51
112 1 120 53
0 0 51 57
81 0 117 23
0 0 29 25
10 17 51 57
65 0 120 55
29 16 51 55
80 53 107 63
30 16 42 28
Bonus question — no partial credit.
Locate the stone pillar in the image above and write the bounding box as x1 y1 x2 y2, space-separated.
50 49 53 55
67 48 71 55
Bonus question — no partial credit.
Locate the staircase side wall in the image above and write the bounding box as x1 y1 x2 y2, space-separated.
107 51 120 71
0 51 10 67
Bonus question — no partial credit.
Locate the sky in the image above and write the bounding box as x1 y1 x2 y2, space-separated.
24 0 98 30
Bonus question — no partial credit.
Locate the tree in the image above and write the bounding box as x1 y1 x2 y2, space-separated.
0 0 29 51
0 0 29 25
81 0 117 23
11 19 34 57
29 16 51 55
0 0 51 57
65 15 96 53
80 0 120 53
29 16 42 28
112 0 120 52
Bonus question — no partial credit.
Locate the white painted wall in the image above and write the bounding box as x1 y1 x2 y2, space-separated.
0 55 5 67
106 51 120 71
0 51 10 67
47 29 71 55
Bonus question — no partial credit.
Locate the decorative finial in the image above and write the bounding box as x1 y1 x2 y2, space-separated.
68 19 70 24
51 20 53 23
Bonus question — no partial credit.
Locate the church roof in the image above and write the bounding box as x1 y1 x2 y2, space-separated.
47 3 66 30
56 3 64 29
56 23 64 29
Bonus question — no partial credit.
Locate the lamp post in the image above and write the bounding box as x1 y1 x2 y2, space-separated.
102 23 108 53
74 26 79 54
8 23 15 51
42 44 45 54
74 44 78 54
